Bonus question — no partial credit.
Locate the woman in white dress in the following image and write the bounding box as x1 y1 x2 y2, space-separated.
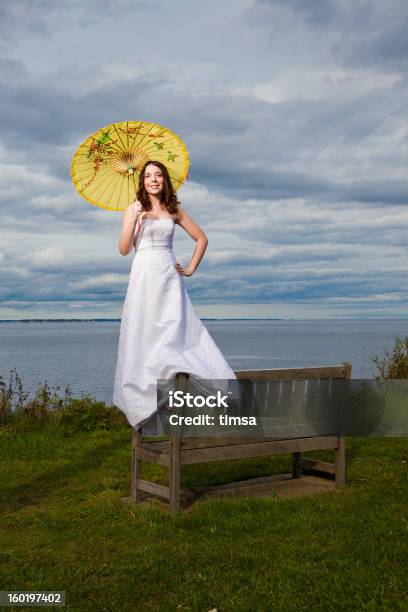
113 160 236 433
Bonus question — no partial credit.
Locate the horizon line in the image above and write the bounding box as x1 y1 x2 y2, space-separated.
1 317 408 322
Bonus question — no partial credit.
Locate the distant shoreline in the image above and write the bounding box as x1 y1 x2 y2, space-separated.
0 318 285 323
0 318 407 323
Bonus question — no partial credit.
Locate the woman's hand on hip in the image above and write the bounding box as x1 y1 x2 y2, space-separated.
175 262 194 277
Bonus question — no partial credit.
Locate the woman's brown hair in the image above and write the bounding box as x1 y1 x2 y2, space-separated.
136 160 180 214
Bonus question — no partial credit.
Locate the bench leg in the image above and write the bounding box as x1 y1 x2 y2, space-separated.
131 429 142 502
335 437 346 488
292 452 301 478
169 436 181 513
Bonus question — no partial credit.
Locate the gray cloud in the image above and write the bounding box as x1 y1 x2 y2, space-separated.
0 0 160 38
261 0 339 24
253 0 408 69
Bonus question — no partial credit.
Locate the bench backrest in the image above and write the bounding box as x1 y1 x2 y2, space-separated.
176 362 352 449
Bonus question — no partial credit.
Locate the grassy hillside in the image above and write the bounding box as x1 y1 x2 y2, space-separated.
0 407 407 611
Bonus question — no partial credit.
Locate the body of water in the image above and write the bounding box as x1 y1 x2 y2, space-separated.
0 319 406 405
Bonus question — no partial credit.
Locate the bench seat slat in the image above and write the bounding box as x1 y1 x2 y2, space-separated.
180 436 339 465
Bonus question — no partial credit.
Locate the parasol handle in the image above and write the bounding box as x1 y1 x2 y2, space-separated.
131 177 142 234
135 207 143 235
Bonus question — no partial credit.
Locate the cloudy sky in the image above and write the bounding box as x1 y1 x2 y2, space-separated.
1 0 407 319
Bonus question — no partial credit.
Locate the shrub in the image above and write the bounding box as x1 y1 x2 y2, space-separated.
0 369 127 431
0 373 12 425
371 335 408 382
52 396 126 433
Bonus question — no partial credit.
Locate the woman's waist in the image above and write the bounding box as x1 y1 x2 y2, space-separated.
135 244 174 252
133 245 175 258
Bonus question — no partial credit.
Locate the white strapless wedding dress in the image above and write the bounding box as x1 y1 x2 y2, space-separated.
112 216 236 433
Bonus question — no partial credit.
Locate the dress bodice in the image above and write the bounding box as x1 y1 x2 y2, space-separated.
134 218 175 252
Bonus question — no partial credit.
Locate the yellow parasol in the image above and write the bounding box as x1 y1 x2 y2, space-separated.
70 120 189 211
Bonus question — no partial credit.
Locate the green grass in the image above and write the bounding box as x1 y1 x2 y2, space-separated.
0 418 407 611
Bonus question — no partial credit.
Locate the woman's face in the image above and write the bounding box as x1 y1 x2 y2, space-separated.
144 164 164 198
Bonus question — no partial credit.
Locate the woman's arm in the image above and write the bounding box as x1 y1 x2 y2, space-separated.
118 202 140 256
175 205 208 276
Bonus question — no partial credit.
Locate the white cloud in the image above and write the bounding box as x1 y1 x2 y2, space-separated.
29 248 68 268
70 273 129 291
249 67 402 104
0 163 61 196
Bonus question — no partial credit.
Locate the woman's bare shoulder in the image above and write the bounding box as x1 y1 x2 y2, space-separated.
173 203 187 224
171 203 181 224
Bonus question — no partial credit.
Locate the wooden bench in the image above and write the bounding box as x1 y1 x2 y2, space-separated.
126 362 352 512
